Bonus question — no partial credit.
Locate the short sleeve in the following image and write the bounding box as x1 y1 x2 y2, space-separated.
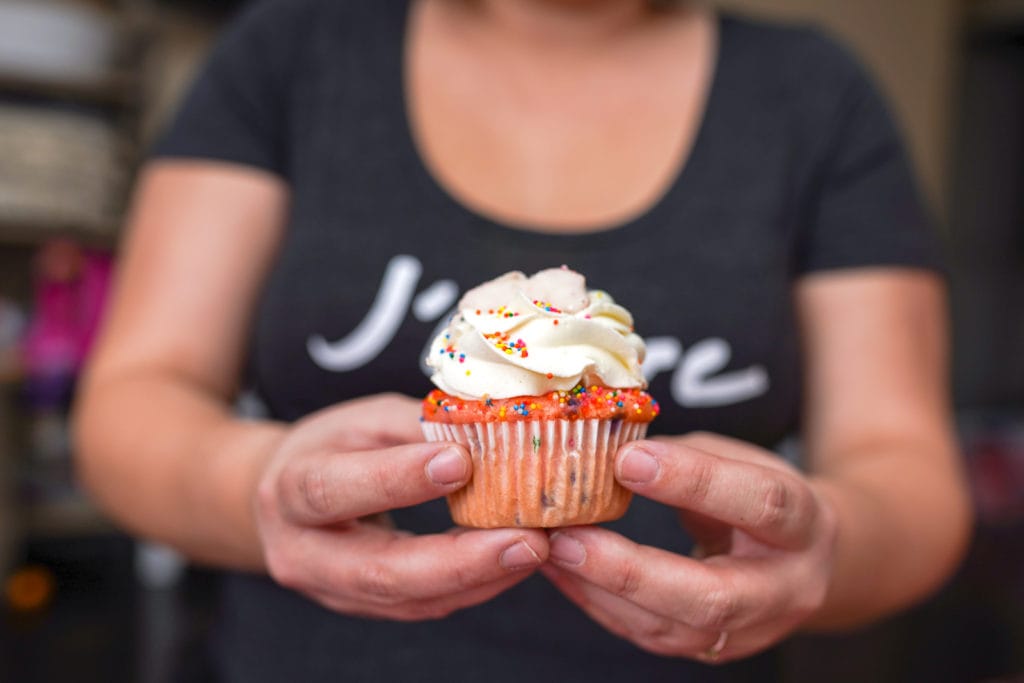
150 0 312 177
794 38 945 275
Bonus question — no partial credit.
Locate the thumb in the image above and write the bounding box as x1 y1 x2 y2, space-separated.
274 441 470 527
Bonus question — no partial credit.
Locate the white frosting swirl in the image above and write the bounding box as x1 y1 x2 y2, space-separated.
426 268 647 400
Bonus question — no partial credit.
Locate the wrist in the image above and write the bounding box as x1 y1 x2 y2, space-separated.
802 469 967 631
192 417 288 571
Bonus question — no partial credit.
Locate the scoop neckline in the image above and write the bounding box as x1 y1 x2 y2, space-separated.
392 3 731 248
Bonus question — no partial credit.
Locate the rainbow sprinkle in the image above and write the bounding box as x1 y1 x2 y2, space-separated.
484 331 529 358
533 300 563 314
423 386 659 424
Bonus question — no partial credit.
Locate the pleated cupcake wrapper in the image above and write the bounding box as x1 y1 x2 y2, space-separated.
422 419 648 528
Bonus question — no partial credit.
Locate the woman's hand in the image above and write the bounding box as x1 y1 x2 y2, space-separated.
541 432 837 662
255 393 549 621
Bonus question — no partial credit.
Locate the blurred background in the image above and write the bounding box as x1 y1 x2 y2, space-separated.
0 0 1021 681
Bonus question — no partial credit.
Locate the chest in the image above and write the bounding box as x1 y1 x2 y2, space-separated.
404 3 714 230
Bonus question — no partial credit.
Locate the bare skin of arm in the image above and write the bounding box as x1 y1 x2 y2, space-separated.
74 163 549 621
75 162 288 570
798 270 971 628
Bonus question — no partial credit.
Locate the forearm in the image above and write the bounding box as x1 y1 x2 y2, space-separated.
806 441 973 630
73 369 285 571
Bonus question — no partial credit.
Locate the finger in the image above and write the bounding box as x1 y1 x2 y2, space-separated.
677 509 733 558
292 393 425 453
331 393 424 444
616 439 818 549
547 526 770 632
654 432 798 475
277 442 471 525
541 564 722 659
312 568 533 622
384 571 535 621
544 563 795 663
287 526 548 608
349 527 548 602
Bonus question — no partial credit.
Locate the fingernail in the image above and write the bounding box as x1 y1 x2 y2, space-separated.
549 532 586 567
618 445 659 483
426 448 469 485
500 540 542 570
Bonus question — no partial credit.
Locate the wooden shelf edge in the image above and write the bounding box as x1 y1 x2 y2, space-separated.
968 0 1024 27
0 70 141 109
25 497 114 538
0 219 120 249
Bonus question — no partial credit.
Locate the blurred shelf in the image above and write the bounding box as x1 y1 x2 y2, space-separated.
0 0 150 557
969 0 1024 28
0 366 21 386
0 70 140 109
0 220 120 249
25 497 114 538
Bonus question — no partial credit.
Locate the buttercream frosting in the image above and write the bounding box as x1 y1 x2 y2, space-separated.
426 268 647 400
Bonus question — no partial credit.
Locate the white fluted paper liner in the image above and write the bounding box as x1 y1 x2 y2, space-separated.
422 419 648 528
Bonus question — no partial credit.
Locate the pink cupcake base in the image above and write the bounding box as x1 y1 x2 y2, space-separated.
421 418 648 528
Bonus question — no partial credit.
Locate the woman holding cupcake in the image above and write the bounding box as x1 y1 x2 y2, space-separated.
74 0 971 680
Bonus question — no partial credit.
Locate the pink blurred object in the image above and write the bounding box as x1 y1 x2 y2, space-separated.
966 423 1024 525
20 239 112 407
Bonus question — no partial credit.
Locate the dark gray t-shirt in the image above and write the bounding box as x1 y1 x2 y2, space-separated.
155 1 941 680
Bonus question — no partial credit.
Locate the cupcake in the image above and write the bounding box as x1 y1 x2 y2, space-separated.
421 267 658 528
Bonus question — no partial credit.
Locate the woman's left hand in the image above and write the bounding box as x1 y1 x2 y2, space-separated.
541 432 838 663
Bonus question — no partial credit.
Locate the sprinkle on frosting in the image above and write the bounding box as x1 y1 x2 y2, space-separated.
484 331 529 358
424 268 647 400
422 386 660 424
532 300 563 314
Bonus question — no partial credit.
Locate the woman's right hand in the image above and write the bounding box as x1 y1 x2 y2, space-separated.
254 393 549 621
